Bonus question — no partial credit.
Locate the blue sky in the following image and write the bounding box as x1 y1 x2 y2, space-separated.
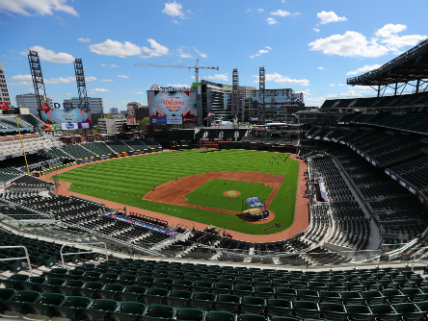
1 0 427 110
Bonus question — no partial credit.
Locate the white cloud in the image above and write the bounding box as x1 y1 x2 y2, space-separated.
271 9 290 17
346 64 382 76
162 1 184 18
317 66 325 70
10 74 95 85
177 48 192 59
329 83 335 87
23 46 74 63
65 92 72 96
250 46 272 59
313 27 320 33
9 74 32 86
118 74 129 79
101 79 113 82
90 88 110 93
141 38 169 58
167 83 189 88
101 64 119 68
134 91 145 95
257 8 264 12
281 0 286 3
317 10 347 24
89 39 142 58
266 17 278 25
204 73 229 82
78 37 91 43
0 0 78 16
266 73 309 86
194 47 207 58
308 31 389 57
308 24 427 58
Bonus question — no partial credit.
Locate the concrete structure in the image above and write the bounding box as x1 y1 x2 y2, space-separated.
0 61 11 105
127 102 149 121
16 93 53 115
98 118 126 135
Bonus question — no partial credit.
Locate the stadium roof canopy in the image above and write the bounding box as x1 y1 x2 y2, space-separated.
347 39 428 86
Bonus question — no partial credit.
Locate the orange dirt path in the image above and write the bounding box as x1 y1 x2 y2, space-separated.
39 151 309 243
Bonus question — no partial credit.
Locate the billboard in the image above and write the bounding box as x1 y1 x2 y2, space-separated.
126 117 136 125
40 102 92 124
148 89 197 125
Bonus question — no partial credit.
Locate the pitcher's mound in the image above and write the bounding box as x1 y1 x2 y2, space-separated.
223 190 241 197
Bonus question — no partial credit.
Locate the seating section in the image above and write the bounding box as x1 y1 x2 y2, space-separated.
0 167 22 184
61 144 95 159
105 141 133 153
82 142 114 156
1 259 428 321
0 133 64 159
125 139 149 151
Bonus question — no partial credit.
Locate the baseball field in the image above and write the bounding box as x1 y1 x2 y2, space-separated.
54 149 300 235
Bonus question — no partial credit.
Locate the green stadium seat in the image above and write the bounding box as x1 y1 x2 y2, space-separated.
238 313 267 321
292 300 320 319
144 288 168 305
31 292 65 317
254 285 274 298
173 279 193 291
298 289 320 301
0 288 16 314
205 310 235 321
275 287 298 300
215 294 241 313
241 296 266 314
370 303 401 321
212 282 233 294
8 290 40 314
42 277 65 293
58 295 92 319
340 291 364 304
122 285 147 302
113 301 145 321
345 304 374 321
25 276 46 292
270 317 299 321
100 283 125 300
4 273 28 290
176 307 204 321
81 281 104 299
320 302 348 321
101 272 119 282
381 289 407 303
143 304 174 321
189 291 215 310
267 298 292 317
87 298 118 321
361 290 386 304
192 280 212 291
166 290 191 307
61 279 85 296
137 276 155 287
319 290 342 303
393 302 426 321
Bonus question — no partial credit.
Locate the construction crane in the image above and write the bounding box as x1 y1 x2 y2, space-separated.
134 59 219 83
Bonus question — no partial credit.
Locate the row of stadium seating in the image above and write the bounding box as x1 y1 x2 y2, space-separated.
301 141 427 244
339 112 428 134
0 133 63 159
1 258 428 321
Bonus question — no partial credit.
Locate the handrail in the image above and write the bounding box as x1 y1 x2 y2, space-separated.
60 242 108 267
0 245 32 275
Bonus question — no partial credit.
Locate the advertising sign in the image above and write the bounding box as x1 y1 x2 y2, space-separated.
150 116 167 125
79 122 93 129
148 89 197 125
126 117 136 125
40 102 91 124
61 123 78 130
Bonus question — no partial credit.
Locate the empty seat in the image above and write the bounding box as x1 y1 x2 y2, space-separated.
345 304 374 321
216 294 241 313
31 292 65 318
57 295 92 319
320 302 348 321
113 301 145 321
238 313 267 321
143 304 174 320
176 307 204 321
8 290 40 314
205 310 235 321
267 298 292 317
190 292 215 310
87 299 118 321
166 290 191 307
293 300 320 319
370 304 401 321
241 296 266 314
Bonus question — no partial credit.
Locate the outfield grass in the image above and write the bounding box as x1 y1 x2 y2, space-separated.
54 149 299 234
185 179 273 212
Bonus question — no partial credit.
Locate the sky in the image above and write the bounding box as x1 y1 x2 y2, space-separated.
0 0 427 110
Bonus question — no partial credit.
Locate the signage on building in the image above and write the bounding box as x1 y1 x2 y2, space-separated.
126 117 136 125
0 101 9 110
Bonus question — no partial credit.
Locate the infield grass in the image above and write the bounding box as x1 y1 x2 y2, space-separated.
54 149 299 234
185 179 273 212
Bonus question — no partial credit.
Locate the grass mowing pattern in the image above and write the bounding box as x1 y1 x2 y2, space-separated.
185 179 273 212
55 149 299 234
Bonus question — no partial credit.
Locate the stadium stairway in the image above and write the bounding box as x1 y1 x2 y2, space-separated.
150 230 192 252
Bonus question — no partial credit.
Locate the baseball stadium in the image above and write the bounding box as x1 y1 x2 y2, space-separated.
0 40 427 321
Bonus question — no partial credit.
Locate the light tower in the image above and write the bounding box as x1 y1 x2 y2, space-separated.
28 50 49 116
232 68 239 124
259 67 266 123
74 58 90 111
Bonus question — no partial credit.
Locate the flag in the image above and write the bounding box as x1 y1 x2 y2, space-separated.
294 93 303 103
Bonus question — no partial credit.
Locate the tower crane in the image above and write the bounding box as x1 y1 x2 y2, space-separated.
134 59 219 83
